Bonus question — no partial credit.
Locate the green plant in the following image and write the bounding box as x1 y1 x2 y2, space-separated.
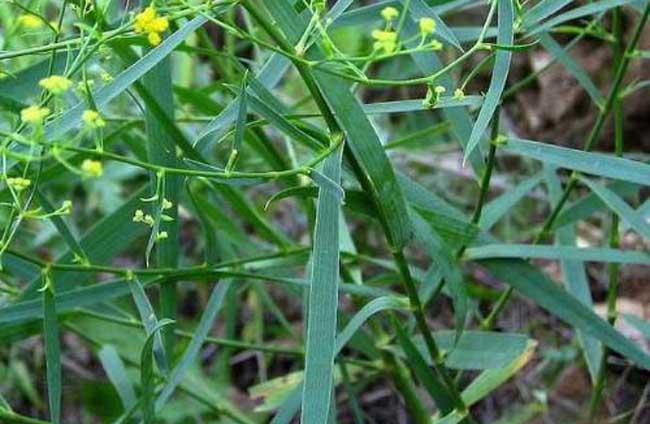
1 0 650 422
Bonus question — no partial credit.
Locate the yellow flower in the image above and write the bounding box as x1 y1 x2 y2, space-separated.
6 177 31 191
81 159 103 178
162 198 173 210
39 75 72 95
372 29 398 53
21 105 50 124
60 200 72 214
133 209 145 222
134 6 169 46
18 14 43 29
381 6 399 21
82 110 106 128
453 88 465 100
419 17 436 35
156 231 168 240
100 71 113 82
434 85 446 95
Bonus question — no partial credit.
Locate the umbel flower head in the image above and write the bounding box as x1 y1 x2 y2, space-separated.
6 177 31 192
134 6 169 46
81 159 103 178
18 14 43 29
419 17 436 35
82 110 106 129
372 29 398 53
381 6 399 21
39 75 72 95
21 105 50 124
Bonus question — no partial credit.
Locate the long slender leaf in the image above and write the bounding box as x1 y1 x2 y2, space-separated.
481 259 650 368
464 0 513 162
301 145 343 423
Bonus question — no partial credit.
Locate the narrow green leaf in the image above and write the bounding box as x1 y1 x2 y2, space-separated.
464 0 513 162
155 281 233 410
392 316 456 414
98 345 137 411
481 259 650 368
42 281 61 424
480 173 544 230
336 296 408 353
127 277 168 375
580 176 650 238
363 97 483 114
503 137 650 186
539 33 605 106
461 340 537 406
553 180 640 229
140 319 174 424
34 189 88 264
465 244 650 264
301 145 343 423
525 0 629 37
411 209 468 334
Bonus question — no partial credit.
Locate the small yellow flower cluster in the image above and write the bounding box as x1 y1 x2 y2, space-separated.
453 88 465 100
156 231 168 240
6 177 31 191
134 6 169 46
39 75 72 95
60 200 73 214
419 17 436 35
133 209 155 226
21 105 50 124
18 14 43 29
81 159 103 178
423 85 447 107
381 6 399 22
372 29 398 53
82 110 106 129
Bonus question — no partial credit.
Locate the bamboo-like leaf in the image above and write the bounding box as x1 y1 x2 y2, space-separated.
481 259 650 368
42 280 61 424
127 277 168 375
465 244 650 264
503 138 650 186
479 173 544 230
140 319 174 424
98 345 137 411
463 0 513 162
155 281 233 410
301 145 343 423
461 340 537 406
580 176 650 238
392 315 456 414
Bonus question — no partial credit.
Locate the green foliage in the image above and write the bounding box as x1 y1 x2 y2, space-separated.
1 0 650 422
